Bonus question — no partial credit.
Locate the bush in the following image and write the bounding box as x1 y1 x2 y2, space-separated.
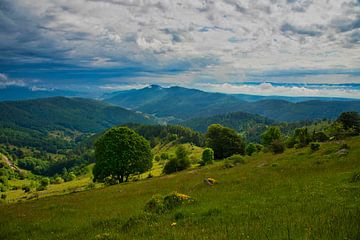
270 139 285 154
154 155 161 162
64 172 76 182
144 194 165 213
200 148 214 166
37 177 50 191
226 154 246 165
160 153 169 160
313 131 329 142
163 146 191 174
85 182 96 190
145 192 192 214
1 194 6 200
51 176 64 184
310 142 320 152
245 143 257 156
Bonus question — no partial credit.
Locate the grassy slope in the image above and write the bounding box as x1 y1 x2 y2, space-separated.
1 137 360 240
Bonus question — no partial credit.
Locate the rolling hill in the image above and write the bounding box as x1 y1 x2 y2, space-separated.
1 136 359 239
104 85 360 122
0 97 157 151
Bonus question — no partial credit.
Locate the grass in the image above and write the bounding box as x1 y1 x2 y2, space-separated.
0 137 360 239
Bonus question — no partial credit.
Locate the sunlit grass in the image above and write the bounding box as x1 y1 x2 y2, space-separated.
1 137 359 239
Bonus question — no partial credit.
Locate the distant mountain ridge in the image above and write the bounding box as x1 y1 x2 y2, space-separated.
0 86 87 101
104 85 360 122
0 96 157 133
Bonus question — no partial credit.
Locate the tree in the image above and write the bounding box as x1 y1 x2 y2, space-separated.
206 124 245 159
93 127 153 183
261 126 281 146
201 148 214 165
337 112 360 134
163 145 191 174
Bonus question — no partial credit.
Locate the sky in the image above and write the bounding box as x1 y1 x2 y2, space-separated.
0 0 360 98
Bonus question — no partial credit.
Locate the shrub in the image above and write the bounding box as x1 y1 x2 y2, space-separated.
144 194 165 213
227 154 246 165
163 146 190 174
51 176 64 184
0 183 7 192
154 155 161 162
270 139 285 154
200 148 214 166
245 143 257 156
85 182 96 190
222 161 234 169
37 177 50 191
160 153 169 160
310 142 320 152
313 131 329 142
145 192 192 214
1 194 6 200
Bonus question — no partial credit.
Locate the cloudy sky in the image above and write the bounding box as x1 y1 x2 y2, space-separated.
0 0 359 98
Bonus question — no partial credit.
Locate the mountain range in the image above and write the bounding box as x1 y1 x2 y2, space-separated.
104 85 360 122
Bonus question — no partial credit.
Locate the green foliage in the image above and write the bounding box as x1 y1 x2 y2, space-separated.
163 145 191 174
93 127 153 183
17 157 50 175
337 112 360 134
270 139 286 154
245 143 257 156
160 153 169 160
293 128 312 148
182 111 274 142
154 155 161 162
201 148 214 166
144 192 192 213
1 136 360 239
206 124 245 159
312 131 329 142
37 177 50 191
310 142 320 152
125 124 205 147
261 126 282 146
226 154 246 165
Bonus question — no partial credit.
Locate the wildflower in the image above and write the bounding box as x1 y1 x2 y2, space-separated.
174 192 190 200
207 177 217 184
171 222 177 227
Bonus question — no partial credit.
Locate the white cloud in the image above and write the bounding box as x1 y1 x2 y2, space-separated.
198 82 360 99
0 73 25 88
0 0 359 89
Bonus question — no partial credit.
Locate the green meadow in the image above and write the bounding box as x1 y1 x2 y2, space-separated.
1 137 359 239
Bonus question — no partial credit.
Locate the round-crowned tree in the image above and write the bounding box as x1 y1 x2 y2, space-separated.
93 127 153 183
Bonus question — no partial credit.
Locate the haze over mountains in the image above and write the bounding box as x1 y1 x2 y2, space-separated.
104 85 360 122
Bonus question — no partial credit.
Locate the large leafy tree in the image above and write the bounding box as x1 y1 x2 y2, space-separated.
93 127 153 183
206 124 245 159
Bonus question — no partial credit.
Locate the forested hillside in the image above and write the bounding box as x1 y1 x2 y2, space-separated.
0 97 157 151
104 85 360 122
